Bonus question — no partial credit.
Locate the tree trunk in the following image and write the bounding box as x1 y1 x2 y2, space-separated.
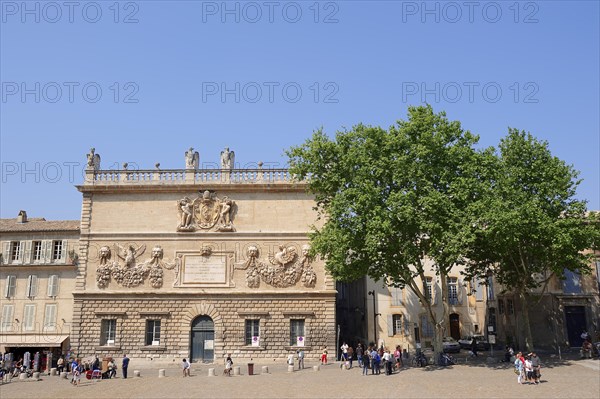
518 290 534 352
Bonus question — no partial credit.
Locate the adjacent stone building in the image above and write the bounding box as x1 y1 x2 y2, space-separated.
71 148 336 365
0 211 79 369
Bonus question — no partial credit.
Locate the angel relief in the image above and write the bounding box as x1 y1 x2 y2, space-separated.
176 191 235 232
96 244 179 289
236 244 317 289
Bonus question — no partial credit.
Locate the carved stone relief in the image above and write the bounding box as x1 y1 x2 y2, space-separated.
95 244 179 289
177 191 236 232
236 244 317 289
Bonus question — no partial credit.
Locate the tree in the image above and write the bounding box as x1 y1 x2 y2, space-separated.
464 129 599 351
286 105 485 362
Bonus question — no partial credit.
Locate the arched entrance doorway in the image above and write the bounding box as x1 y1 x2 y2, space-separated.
190 316 214 363
449 313 460 340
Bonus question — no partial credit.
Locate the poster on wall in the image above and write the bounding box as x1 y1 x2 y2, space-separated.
204 340 214 350
296 336 305 347
252 336 260 347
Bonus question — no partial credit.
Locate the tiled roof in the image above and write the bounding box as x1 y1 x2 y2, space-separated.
0 218 80 232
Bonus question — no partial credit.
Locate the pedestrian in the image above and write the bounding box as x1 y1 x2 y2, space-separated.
362 350 370 376
347 346 354 368
530 353 541 384
394 345 403 369
514 352 525 384
71 358 81 385
224 354 233 376
57 356 65 374
297 349 305 370
107 358 117 378
384 349 394 375
340 342 348 361
524 355 533 384
471 337 478 357
182 358 191 377
122 354 130 379
356 343 364 368
321 347 328 365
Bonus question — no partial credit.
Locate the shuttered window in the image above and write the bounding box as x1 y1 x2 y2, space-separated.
26 275 38 298
47 275 59 297
44 304 57 331
1 304 14 331
4 275 16 298
23 304 36 331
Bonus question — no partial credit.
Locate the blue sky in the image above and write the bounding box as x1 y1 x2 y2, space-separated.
1 0 599 220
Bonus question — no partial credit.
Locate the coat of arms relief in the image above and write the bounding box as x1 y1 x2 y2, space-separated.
177 190 235 232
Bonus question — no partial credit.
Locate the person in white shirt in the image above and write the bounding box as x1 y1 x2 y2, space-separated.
340 342 349 361
182 358 190 377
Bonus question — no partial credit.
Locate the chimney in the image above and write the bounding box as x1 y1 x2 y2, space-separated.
17 210 27 223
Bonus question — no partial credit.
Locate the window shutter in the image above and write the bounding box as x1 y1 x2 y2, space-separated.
1 241 10 265
2 305 14 331
44 304 57 331
24 241 33 264
48 275 59 297
387 315 394 336
404 319 411 336
43 240 52 263
457 279 464 304
16 241 25 264
24 305 35 331
60 240 68 263
26 275 38 298
432 283 437 305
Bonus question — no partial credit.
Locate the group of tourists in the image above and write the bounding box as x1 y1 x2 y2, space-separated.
338 342 403 376
513 351 541 385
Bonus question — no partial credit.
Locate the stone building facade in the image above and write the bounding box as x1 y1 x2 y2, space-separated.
71 148 336 365
0 211 79 368
363 263 492 352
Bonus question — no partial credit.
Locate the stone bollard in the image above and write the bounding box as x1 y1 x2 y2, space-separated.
287 365 294 372
158 369 166 378
233 366 241 376
261 366 269 374
19 373 28 380
133 370 141 377
33 372 41 380
313 365 320 372
50 368 57 376
208 368 215 377
60 371 68 379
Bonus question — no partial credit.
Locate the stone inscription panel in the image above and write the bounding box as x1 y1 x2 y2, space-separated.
183 255 227 284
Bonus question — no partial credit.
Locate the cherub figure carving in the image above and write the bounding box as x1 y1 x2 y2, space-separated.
185 147 199 169
300 244 317 288
220 147 235 169
117 243 146 268
177 197 195 231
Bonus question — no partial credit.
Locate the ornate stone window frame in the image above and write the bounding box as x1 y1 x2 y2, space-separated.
237 311 270 350
283 311 315 350
138 311 170 351
94 311 127 351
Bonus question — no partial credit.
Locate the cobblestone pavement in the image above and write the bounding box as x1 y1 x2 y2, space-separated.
1 354 598 399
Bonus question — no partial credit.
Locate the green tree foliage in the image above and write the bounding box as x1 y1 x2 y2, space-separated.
464 129 599 351
287 106 485 360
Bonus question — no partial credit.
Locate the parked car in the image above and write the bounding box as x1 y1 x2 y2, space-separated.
442 337 461 353
458 335 490 350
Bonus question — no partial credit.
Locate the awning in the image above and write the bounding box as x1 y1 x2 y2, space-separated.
0 334 69 348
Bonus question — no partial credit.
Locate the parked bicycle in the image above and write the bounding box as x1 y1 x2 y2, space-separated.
411 352 428 367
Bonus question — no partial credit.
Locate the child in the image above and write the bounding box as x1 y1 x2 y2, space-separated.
321 347 328 364
182 358 190 377
224 354 233 376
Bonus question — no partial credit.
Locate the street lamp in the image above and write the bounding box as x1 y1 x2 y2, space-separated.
367 290 377 346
